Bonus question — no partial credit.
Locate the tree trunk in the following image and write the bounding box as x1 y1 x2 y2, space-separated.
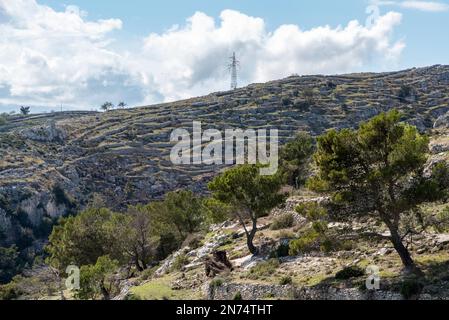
389 226 416 271
246 219 258 255
134 252 144 272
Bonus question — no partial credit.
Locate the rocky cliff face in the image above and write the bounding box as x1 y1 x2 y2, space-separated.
1 65 449 253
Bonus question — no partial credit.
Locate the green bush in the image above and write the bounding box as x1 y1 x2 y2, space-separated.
140 266 157 280
302 88 315 105
279 276 293 285
210 277 225 288
289 202 335 255
289 229 320 255
270 214 294 230
76 255 119 300
0 280 22 300
320 238 335 253
398 85 414 102
171 254 189 272
400 278 423 299
335 266 365 280
0 246 20 284
279 132 314 188
436 207 449 232
247 259 280 280
296 202 327 220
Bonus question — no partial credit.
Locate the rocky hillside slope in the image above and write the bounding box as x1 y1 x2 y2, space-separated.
1 65 449 252
119 199 449 301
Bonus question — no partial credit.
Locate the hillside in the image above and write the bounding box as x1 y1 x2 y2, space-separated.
121 200 449 301
1 65 449 289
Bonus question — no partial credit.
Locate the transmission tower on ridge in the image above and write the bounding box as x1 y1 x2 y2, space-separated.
228 52 239 90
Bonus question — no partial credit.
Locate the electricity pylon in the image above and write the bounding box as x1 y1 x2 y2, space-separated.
228 52 239 90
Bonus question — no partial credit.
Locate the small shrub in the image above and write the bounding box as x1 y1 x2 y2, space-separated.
210 277 225 288
289 229 320 255
398 85 413 102
0 282 22 300
140 266 157 280
320 237 335 253
335 266 365 280
247 259 280 280
270 214 294 230
339 240 354 251
296 202 327 220
303 88 315 105
233 292 243 300
400 278 423 299
435 207 449 232
279 276 293 285
290 203 335 255
171 254 189 271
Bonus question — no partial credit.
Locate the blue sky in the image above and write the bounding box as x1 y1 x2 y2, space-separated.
38 0 449 68
0 0 448 113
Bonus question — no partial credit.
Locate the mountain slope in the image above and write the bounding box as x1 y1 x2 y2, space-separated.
1 65 449 255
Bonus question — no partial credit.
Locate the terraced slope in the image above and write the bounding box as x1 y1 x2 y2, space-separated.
1 65 449 249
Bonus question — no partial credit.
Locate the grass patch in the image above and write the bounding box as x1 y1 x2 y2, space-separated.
305 274 329 286
130 274 202 300
246 259 280 280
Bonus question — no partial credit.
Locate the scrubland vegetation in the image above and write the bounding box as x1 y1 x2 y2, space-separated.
2 65 449 300
2 108 448 300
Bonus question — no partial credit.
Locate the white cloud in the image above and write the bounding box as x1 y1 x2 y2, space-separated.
134 10 404 103
375 1 449 12
0 1 405 112
0 0 147 111
400 1 449 11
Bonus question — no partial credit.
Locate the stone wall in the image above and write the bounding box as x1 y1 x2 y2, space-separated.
207 282 449 300
207 283 294 300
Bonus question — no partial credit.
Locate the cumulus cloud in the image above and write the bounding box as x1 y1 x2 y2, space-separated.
0 0 405 111
0 0 147 111
135 9 404 103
